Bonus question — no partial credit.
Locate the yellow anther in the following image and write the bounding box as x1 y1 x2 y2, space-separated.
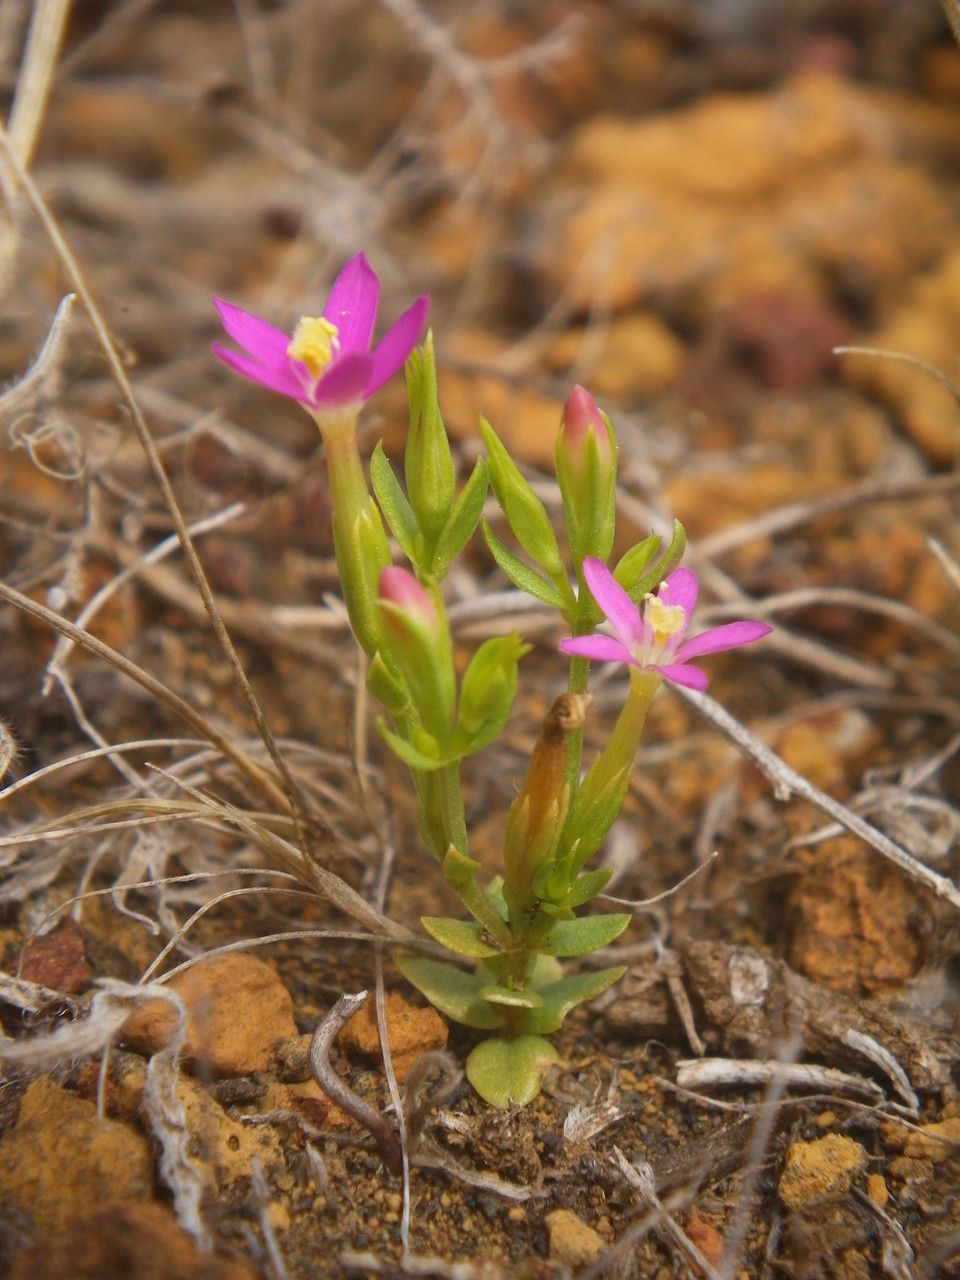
287 316 339 378
644 593 685 643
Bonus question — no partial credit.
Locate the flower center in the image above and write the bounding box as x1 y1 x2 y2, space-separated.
644 593 685 647
287 316 339 379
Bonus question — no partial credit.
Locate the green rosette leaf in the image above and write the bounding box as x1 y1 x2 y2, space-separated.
541 913 630 957
395 954 504 1030
517 965 627 1034
420 917 500 959
466 1034 560 1108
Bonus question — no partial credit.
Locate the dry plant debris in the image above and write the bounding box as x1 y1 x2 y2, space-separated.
0 2 959 1278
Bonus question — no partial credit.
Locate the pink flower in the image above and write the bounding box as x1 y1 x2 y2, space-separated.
559 557 771 691
211 252 429 411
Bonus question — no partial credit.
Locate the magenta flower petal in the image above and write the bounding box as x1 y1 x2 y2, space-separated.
365 295 430 396
213 299 291 369
660 567 698 620
581 557 642 645
313 352 376 408
674 620 772 663
559 634 634 664
211 342 304 400
321 253 379 352
654 661 708 690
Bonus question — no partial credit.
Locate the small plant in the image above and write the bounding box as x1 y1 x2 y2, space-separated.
212 253 771 1107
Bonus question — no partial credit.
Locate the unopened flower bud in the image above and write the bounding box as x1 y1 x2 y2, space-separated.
503 692 588 917
377 567 454 738
560 386 611 466
556 386 617 563
379 566 437 625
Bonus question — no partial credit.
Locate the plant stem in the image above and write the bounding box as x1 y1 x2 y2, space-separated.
318 410 391 658
564 565 596 791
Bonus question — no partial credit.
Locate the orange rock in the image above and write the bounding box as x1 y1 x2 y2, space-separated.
536 72 956 319
339 990 447 1082
120 952 296 1076
545 311 684 399
8 1200 256 1280
841 247 960 464
438 340 561 469
866 1173 889 1207
683 1209 724 1267
18 918 90 995
787 837 925 995
778 1135 867 1210
545 1208 605 1267
0 1079 153 1232
902 1117 960 1164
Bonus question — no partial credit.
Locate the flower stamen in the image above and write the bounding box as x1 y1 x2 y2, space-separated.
287 316 340 378
643 591 685 652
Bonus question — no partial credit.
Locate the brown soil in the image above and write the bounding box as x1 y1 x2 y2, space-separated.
0 3 959 1278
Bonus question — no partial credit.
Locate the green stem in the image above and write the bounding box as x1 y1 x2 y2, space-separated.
564 667 659 879
564 565 597 792
419 761 467 858
317 410 391 657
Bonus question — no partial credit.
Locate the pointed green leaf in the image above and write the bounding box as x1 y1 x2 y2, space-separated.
370 442 421 566
527 953 564 988
613 533 661 595
564 867 613 909
466 1034 559 1108
442 848 513 946
455 632 530 756
421 916 500 959
481 520 566 610
431 456 488 579
404 334 455 543
518 965 627 1034
479 984 543 1009
396 954 504 1030
563 765 631 870
630 519 687 601
377 720 446 772
479 417 565 579
484 876 509 922
541 913 630 957
366 651 410 718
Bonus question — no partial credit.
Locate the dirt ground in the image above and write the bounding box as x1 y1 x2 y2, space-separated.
0 1 959 1277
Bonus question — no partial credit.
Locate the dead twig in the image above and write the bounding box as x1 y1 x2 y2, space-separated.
676 685 960 912
0 120 311 830
309 991 402 1176
0 577 286 810
675 1058 884 1106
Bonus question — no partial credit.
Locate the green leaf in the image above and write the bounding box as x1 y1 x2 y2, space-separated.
613 533 661 595
366 651 410 718
629 519 687 601
541 913 630 957
479 417 565 579
455 633 529 756
479 984 543 1009
376 720 446 772
517 965 627 1034
482 520 566 610
466 1034 560 1108
370 442 421 567
420 916 500 959
564 867 612 909
563 765 631 870
484 876 508 922
442 848 513 946
431 456 488 579
396 954 504 1030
